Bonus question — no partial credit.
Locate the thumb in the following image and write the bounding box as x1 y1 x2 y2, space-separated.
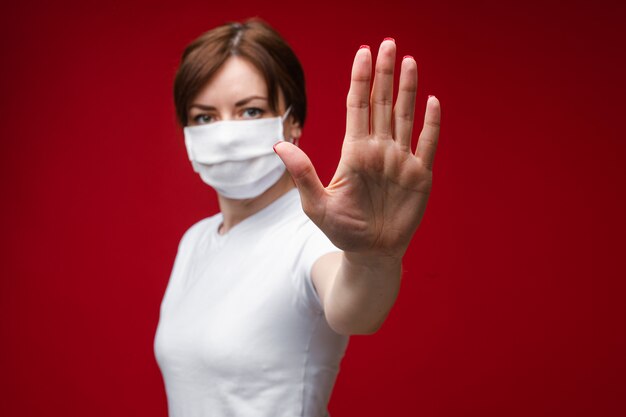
273 141 326 217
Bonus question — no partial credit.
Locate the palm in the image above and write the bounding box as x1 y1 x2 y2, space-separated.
321 137 431 256
276 40 441 259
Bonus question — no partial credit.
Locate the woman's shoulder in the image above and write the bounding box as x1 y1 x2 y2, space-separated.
178 213 222 248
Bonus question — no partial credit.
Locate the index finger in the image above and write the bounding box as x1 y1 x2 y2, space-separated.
345 45 372 139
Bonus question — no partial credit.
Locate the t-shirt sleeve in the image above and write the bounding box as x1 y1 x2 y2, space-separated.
295 220 342 314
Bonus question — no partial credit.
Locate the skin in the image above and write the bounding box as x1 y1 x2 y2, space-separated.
189 39 441 335
187 56 302 233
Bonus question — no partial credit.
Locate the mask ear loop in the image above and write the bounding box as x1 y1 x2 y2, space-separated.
281 106 299 146
281 106 293 122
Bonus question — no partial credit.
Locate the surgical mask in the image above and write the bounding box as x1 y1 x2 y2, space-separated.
183 108 292 199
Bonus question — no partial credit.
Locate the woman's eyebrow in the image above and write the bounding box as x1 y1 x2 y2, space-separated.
189 96 268 111
235 96 268 107
189 104 216 111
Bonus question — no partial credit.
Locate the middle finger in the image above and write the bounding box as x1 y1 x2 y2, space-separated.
370 38 396 138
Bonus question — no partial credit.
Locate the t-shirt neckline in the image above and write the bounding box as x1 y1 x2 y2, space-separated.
212 188 300 239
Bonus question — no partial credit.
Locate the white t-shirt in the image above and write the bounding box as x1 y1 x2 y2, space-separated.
154 189 349 417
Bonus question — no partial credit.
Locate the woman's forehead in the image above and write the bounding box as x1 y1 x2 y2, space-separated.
194 57 267 104
192 56 286 111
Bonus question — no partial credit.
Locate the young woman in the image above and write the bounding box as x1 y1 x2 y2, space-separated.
154 19 441 417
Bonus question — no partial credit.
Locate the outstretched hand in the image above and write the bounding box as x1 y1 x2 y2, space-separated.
275 39 441 261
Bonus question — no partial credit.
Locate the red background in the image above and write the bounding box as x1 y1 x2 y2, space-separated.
1 1 624 416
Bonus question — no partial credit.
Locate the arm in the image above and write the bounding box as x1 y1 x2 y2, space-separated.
275 38 441 335
312 251 401 335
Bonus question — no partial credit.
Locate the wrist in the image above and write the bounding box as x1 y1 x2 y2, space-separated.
342 250 402 272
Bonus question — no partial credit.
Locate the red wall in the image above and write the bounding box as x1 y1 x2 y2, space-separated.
1 1 624 416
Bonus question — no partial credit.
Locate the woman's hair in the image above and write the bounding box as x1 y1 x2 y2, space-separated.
174 18 306 127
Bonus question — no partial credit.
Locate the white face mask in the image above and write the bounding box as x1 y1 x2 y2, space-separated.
183 108 292 199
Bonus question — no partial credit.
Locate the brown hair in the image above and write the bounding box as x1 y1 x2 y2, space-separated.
173 18 306 127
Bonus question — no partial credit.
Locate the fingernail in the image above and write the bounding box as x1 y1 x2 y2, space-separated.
359 44 370 50
273 142 281 153
384 37 395 42
428 95 436 98
403 55 414 60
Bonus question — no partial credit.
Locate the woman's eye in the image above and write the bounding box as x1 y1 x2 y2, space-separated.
242 108 264 119
193 114 214 124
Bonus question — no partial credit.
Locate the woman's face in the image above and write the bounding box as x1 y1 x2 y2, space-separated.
187 56 301 141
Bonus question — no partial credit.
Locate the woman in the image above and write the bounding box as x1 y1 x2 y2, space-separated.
154 19 441 417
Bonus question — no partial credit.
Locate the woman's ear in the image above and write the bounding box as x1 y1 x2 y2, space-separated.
288 120 302 146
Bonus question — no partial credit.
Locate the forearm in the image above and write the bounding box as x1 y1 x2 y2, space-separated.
324 251 402 335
